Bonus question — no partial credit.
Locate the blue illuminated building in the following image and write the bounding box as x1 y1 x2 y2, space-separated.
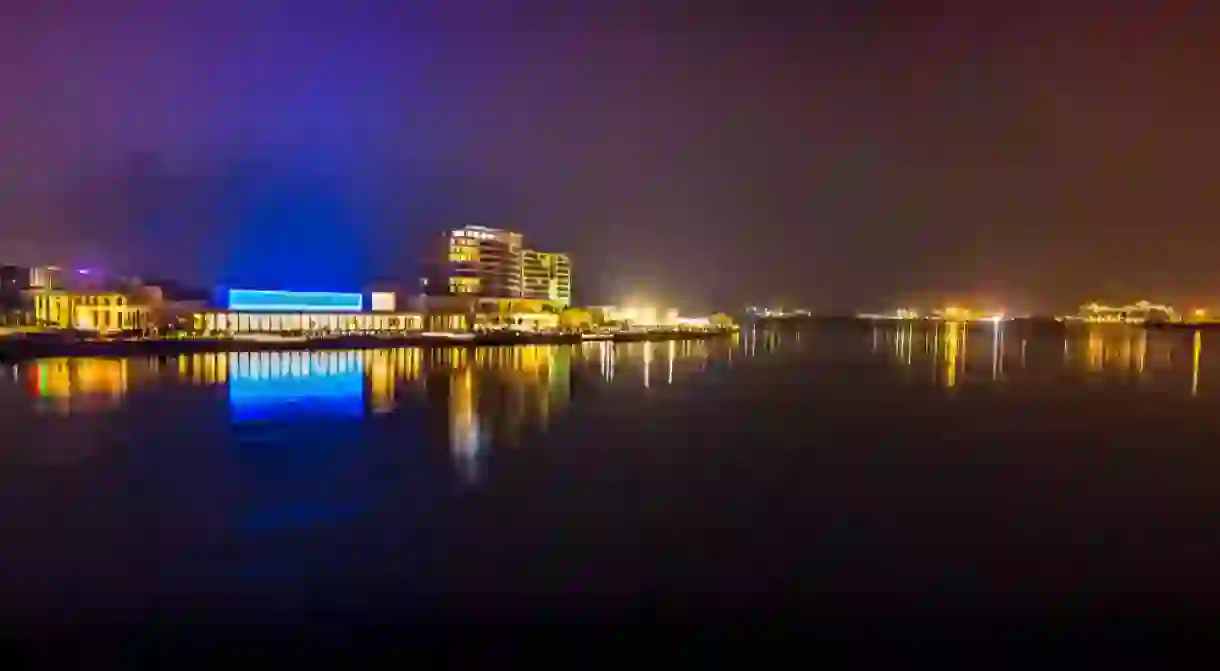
195 288 421 334
227 289 363 312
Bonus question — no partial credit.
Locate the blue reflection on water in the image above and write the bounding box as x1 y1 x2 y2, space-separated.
228 352 364 422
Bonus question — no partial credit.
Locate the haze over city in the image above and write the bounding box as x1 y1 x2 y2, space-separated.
3 0 1219 312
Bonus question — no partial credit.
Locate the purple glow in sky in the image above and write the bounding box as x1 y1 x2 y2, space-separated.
3 0 1220 312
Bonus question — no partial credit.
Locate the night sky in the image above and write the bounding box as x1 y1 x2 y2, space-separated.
2 0 1219 313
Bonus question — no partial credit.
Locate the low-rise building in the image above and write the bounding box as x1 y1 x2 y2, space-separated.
1077 301 1177 324
13 272 215 333
410 295 560 332
26 289 152 332
193 289 423 335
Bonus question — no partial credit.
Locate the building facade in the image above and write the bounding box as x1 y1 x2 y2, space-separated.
521 250 572 306
422 225 571 305
421 225 524 298
193 289 423 335
409 295 560 332
27 290 151 331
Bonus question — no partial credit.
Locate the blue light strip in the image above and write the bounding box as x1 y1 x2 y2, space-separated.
228 289 363 312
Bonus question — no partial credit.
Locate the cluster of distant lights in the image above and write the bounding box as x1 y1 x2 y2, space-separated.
858 307 1006 323
1067 301 1203 323
746 307 811 317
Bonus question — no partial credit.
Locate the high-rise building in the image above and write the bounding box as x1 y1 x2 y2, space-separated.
521 250 572 306
421 225 524 298
421 226 574 307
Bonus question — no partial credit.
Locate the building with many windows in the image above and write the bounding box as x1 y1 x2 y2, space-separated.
13 269 208 332
421 225 571 305
28 290 151 331
192 289 423 335
421 225 524 298
521 250 572 306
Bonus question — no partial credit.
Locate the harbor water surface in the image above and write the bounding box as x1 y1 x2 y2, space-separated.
4 322 1220 633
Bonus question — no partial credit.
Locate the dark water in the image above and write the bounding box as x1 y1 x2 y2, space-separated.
4 323 1220 638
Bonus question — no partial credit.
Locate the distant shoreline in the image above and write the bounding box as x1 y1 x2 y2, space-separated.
846 316 1220 331
0 329 736 362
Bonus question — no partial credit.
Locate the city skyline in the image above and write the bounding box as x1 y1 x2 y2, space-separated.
3 1 1220 312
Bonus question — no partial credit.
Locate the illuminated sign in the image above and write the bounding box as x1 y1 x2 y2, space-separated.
370 292 395 312
228 290 363 312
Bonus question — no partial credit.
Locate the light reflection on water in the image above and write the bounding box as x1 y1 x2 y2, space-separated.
9 325 1220 624
868 321 1211 396
17 323 1213 482
4 337 744 481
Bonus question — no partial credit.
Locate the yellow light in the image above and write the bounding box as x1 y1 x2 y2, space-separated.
943 321 959 388
1195 309 1207 318
1193 331 1202 396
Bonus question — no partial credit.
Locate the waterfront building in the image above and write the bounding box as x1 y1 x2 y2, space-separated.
1077 301 1177 324
192 289 423 335
586 305 681 327
472 297 560 331
2 266 183 331
421 225 524 298
27 289 151 331
521 250 572 306
409 295 560 332
15 272 217 333
407 294 476 332
420 225 572 305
